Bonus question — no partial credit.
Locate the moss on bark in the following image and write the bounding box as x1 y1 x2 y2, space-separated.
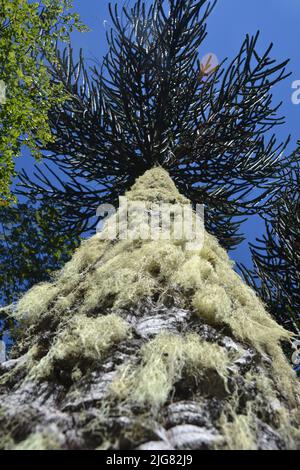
0 168 299 450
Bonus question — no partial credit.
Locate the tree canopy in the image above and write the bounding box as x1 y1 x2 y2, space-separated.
18 0 292 250
0 0 86 206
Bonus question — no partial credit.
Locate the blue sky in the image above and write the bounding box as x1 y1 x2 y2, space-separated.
19 0 300 268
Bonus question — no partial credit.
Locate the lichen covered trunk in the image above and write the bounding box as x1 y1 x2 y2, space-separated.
0 168 299 450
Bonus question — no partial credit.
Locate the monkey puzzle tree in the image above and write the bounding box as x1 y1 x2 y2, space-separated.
1 0 299 451
0 0 86 206
19 0 291 250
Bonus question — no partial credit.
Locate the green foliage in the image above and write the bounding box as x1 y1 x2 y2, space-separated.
0 0 87 205
0 201 80 306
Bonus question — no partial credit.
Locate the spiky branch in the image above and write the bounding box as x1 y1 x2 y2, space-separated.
240 157 300 334
18 0 291 249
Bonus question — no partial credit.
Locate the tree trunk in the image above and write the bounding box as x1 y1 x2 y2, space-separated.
0 168 299 450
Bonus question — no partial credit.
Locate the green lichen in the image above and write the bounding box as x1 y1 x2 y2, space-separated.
3 167 300 450
219 413 257 450
126 166 189 205
110 332 231 408
12 430 62 450
30 314 131 380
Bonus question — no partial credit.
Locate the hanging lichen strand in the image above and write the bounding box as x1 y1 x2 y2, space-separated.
1 168 300 450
